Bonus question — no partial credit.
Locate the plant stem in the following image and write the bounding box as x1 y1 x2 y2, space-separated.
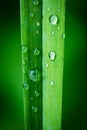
20 0 65 130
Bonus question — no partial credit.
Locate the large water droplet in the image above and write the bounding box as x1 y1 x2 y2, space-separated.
49 15 58 25
32 106 38 113
29 69 40 82
62 33 65 39
49 51 56 61
22 45 28 53
50 80 54 86
34 48 40 56
23 83 29 90
35 90 40 97
33 0 39 5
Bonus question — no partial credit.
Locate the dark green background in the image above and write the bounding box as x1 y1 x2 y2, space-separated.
0 0 87 130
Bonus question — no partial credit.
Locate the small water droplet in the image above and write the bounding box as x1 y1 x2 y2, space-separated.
35 90 40 97
58 26 61 30
47 7 51 11
33 0 39 5
34 48 40 56
51 31 55 35
36 22 40 26
62 33 65 39
45 63 49 68
49 51 56 61
50 80 54 86
23 83 29 90
49 15 58 25
36 30 39 34
22 45 28 52
30 12 34 17
32 106 38 113
29 69 40 82
30 97 33 101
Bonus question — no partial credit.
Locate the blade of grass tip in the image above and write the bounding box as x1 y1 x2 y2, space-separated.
20 0 42 130
42 0 65 129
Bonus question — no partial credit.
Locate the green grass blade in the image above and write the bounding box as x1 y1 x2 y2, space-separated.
42 0 65 129
20 0 42 130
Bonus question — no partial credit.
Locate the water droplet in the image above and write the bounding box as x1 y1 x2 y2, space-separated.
35 90 40 97
29 69 40 82
22 45 28 52
30 97 33 101
32 106 38 113
58 26 61 30
36 22 40 26
23 83 29 90
36 30 39 34
50 80 54 86
47 7 51 11
49 15 58 25
33 0 39 5
45 63 49 68
51 31 55 35
30 12 34 17
49 51 56 61
62 33 65 39
34 48 40 56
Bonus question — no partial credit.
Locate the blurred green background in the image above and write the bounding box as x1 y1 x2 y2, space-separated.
0 0 87 130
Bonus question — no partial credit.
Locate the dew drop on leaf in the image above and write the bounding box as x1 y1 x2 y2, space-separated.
32 106 38 113
23 83 29 90
33 0 39 5
45 63 49 68
21 45 28 53
49 15 58 25
30 12 34 17
34 48 40 56
50 80 54 86
51 31 55 35
29 69 40 82
49 51 56 61
47 7 51 11
62 33 65 39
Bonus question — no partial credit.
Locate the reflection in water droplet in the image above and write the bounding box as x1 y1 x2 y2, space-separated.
35 90 40 97
50 81 54 86
34 48 40 56
29 69 40 82
30 12 34 17
58 26 61 30
23 83 29 89
49 51 56 61
47 7 51 11
33 0 39 5
51 31 55 35
49 15 58 25
45 63 49 68
32 106 38 113
22 45 28 52
62 33 65 39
